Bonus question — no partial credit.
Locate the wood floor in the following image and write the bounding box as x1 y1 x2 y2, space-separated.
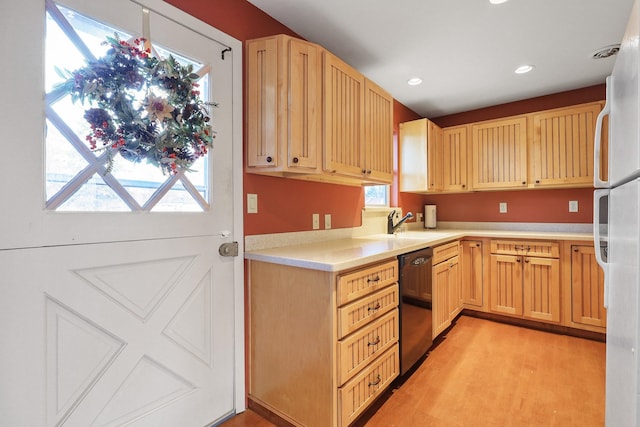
221 316 605 427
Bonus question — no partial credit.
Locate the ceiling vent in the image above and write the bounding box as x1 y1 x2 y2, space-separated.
592 44 621 59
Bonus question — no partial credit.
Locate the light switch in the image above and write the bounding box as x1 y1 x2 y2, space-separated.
312 213 320 230
499 202 507 213
247 193 258 214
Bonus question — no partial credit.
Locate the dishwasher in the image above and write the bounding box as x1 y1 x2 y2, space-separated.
398 247 433 376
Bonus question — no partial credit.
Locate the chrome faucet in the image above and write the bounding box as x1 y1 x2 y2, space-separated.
387 210 413 234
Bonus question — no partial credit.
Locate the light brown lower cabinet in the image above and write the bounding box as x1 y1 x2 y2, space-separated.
460 239 485 308
432 241 461 338
489 240 561 323
249 258 399 427
561 242 607 332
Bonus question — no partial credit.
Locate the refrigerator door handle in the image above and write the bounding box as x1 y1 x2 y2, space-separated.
593 189 610 307
594 75 611 189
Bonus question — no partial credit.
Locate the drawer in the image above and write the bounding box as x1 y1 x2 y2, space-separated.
337 284 399 339
337 309 399 385
337 259 398 306
433 240 459 265
338 344 399 427
491 240 559 258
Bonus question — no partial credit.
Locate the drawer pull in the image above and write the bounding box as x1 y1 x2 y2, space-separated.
367 276 381 283
368 375 381 387
367 336 381 347
367 303 381 312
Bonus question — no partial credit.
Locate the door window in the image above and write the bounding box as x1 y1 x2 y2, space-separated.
45 2 211 212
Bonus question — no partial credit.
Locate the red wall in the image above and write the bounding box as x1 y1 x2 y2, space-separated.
167 0 602 232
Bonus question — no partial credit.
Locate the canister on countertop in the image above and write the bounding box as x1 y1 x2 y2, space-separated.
424 205 437 229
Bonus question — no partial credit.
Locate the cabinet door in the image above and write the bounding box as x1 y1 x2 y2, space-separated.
442 125 468 192
523 257 560 323
471 117 528 190
323 51 365 178
364 79 393 183
570 245 606 327
461 240 483 307
432 261 452 338
287 38 322 170
399 118 442 192
490 254 523 316
246 37 279 168
246 36 320 172
447 256 462 319
531 103 601 187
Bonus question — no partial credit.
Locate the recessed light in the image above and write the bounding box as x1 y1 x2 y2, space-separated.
515 65 534 74
489 0 509 4
407 77 423 86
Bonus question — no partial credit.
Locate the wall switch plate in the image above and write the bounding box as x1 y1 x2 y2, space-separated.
569 200 579 212
312 213 320 230
499 202 507 213
325 214 332 229
247 193 258 214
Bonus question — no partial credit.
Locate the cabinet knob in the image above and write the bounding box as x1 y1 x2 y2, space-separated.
522 181 527 185
516 257 521 263
524 258 530 263
535 180 540 184
462 184 466 188
266 156 273 163
573 248 579 252
292 157 299 163
367 170 372 174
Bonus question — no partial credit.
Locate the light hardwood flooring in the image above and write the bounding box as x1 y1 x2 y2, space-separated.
221 315 605 427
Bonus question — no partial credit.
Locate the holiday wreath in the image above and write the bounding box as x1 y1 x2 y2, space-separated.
57 35 215 175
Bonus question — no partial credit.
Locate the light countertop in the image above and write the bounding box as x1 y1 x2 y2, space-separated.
244 229 594 272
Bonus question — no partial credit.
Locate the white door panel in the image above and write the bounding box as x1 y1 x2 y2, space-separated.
606 179 640 426
1 236 234 426
1 0 243 424
609 0 640 186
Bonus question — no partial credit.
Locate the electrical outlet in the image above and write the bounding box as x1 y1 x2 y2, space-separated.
499 202 507 213
417 212 424 222
569 200 579 212
325 214 332 229
312 213 320 230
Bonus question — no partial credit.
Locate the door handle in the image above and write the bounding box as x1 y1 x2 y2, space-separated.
219 242 239 257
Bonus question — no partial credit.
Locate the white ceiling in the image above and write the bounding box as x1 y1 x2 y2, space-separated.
247 0 634 118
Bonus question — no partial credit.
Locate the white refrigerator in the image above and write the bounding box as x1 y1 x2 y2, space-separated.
594 1 640 425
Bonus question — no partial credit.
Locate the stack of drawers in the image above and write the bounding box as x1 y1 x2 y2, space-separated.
335 259 400 426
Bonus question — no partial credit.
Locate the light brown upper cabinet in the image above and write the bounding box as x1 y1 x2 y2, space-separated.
363 79 394 183
323 51 366 179
246 35 393 186
530 102 602 187
323 53 393 183
246 35 322 173
471 117 528 190
399 118 442 192
442 125 469 192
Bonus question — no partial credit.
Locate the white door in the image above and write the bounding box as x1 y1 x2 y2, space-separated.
0 0 244 425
